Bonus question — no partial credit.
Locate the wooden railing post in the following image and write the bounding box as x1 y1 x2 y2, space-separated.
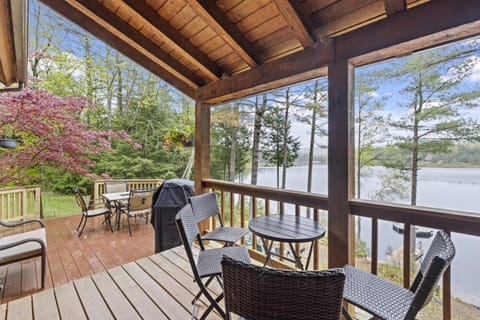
195 100 211 234
327 60 355 268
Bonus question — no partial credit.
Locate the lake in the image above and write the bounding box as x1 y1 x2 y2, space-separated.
240 165 480 306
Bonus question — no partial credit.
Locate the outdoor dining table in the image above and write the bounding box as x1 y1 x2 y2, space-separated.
248 214 326 270
102 191 130 230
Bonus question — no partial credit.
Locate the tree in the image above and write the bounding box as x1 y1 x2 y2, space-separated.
250 95 267 185
0 89 135 185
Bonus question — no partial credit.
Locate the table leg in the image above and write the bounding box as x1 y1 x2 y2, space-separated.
261 238 274 267
304 240 316 270
288 242 304 270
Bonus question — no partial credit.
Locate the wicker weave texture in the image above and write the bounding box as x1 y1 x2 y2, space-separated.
222 256 345 320
343 231 455 320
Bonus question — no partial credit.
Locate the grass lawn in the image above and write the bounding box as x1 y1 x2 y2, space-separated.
42 193 80 218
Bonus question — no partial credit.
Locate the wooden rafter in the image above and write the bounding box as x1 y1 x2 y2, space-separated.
73 0 204 86
186 0 262 67
383 0 406 16
39 0 195 97
272 0 317 47
197 0 480 104
121 0 222 81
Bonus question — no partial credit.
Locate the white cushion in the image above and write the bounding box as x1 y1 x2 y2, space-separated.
0 228 46 264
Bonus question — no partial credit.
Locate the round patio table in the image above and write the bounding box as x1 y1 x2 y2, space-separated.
248 214 326 270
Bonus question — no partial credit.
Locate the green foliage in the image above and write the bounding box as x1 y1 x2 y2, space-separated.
42 192 80 217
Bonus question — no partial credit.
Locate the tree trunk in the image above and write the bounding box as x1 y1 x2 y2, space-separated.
116 54 124 114
251 95 266 185
281 88 290 189
307 81 318 218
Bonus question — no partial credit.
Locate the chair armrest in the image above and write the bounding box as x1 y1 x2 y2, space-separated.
0 219 45 229
0 238 46 251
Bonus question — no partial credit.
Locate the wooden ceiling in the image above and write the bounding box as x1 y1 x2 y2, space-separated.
6 0 479 102
0 0 27 89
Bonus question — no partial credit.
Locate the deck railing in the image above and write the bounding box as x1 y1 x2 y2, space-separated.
0 186 42 221
202 178 480 320
92 179 163 201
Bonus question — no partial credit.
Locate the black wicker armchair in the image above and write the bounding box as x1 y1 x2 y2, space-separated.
189 192 249 246
342 230 456 320
221 256 346 320
175 204 250 320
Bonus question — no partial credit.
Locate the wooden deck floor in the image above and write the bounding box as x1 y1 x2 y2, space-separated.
0 214 155 304
0 214 224 319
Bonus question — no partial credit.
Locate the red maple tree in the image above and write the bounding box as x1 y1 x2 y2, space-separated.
0 88 136 184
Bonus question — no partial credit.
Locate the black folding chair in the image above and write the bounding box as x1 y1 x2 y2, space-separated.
342 230 455 320
189 192 249 246
175 204 251 320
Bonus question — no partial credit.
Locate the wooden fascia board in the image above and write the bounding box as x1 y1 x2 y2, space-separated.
0 0 15 86
122 0 222 81
272 0 317 47
38 0 195 98
186 0 262 67
72 0 204 87
196 0 480 104
383 0 406 16
195 43 332 104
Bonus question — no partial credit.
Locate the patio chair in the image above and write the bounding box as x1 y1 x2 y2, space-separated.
73 187 113 237
221 255 345 320
188 192 249 246
342 230 455 320
0 219 47 289
120 189 154 236
175 204 251 320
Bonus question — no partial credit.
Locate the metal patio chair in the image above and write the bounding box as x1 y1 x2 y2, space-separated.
73 187 113 237
175 204 251 320
189 192 249 246
221 256 345 320
120 189 154 236
342 230 456 320
0 219 47 289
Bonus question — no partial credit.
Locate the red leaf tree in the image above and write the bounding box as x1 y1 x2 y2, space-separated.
0 88 136 185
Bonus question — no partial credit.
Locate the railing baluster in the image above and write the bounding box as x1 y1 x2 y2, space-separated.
403 224 411 288
265 199 270 216
314 208 319 270
252 197 257 251
295 205 300 261
220 190 225 222
240 194 245 245
230 192 235 228
372 218 378 275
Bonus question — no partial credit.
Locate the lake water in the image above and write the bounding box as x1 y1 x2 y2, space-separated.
240 165 480 306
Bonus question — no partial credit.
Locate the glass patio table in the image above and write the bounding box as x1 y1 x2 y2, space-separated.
102 192 130 230
248 214 326 270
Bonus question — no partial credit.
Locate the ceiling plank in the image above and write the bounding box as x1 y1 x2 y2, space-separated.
197 0 480 104
196 43 332 104
39 0 195 97
272 0 317 47
186 0 262 67
122 0 222 81
73 0 204 87
383 0 406 16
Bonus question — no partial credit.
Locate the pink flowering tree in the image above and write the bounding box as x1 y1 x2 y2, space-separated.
0 88 137 185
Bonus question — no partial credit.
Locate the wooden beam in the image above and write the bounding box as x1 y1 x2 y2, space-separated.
383 0 406 16
71 0 204 87
186 0 262 67
337 0 480 63
11 0 28 85
122 0 222 81
194 101 211 224
39 0 195 98
195 43 332 103
272 0 317 47
196 0 480 104
0 0 15 86
327 61 355 268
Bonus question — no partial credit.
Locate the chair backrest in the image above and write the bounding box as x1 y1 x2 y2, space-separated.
188 192 223 225
73 187 88 212
407 231 455 318
221 256 346 320
175 204 204 281
128 189 154 212
104 181 128 194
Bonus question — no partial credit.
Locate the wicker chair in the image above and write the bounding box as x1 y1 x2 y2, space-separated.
73 187 113 237
221 256 345 320
0 219 47 289
175 204 251 320
342 231 456 320
120 189 154 236
189 192 249 246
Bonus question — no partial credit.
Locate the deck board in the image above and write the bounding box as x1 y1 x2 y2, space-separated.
32 289 60 320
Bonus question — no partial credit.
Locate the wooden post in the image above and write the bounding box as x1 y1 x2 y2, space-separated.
194 100 211 233
327 59 355 268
